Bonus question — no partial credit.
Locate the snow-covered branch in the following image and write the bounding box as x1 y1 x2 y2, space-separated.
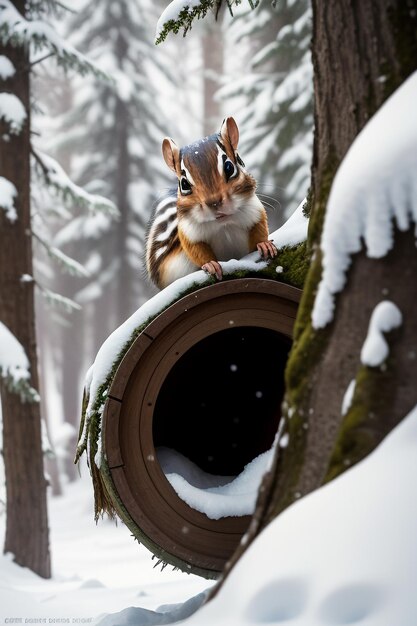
0 0 111 81
0 320 40 402
32 149 118 217
32 229 91 278
35 282 82 314
155 0 251 44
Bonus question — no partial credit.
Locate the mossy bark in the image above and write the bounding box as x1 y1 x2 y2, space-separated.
211 0 417 595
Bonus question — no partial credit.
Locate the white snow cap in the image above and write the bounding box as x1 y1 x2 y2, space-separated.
312 71 417 328
0 55 15 79
0 321 31 385
155 0 202 40
0 176 17 222
0 92 27 134
361 300 402 367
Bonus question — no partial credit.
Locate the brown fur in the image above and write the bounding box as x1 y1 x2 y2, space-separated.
145 117 277 289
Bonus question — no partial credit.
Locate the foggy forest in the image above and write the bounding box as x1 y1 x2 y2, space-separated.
1 0 416 624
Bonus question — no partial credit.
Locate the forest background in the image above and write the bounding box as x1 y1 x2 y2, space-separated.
0 0 311 498
2 0 417 622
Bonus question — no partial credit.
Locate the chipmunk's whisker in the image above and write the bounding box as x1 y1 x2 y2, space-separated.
256 182 287 192
259 200 278 212
256 193 282 211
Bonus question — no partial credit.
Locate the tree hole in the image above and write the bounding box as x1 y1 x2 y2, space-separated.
153 326 291 477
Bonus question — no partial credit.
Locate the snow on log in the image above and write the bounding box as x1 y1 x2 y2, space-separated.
75 204 308 579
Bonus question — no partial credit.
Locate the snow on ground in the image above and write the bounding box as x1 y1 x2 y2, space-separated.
1 406 416 625
0 459 212 624
177 404 417 626
2 403 415 625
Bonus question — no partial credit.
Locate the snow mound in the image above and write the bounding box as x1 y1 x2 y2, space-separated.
180 403 417 625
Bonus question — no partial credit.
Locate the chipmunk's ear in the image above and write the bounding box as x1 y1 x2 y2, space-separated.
220 116 239 151
162 137 180 174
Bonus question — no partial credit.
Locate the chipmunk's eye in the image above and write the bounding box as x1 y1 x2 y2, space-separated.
180 177 192 195
224 159 237 181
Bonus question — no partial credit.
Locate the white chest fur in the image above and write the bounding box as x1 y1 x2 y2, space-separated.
210 224 251 260
179 193 263 261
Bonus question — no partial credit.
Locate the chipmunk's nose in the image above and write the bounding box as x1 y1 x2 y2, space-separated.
206 196 223 209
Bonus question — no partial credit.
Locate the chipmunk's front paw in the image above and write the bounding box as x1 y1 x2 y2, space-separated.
202 260 223 281
257 240 278 260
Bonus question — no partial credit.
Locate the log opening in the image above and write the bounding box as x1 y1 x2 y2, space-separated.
102 278 301 578
153 326 291 477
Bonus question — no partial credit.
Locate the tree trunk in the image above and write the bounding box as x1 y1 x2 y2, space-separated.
58 308 83 482
210 0 417 595
0 3 51 579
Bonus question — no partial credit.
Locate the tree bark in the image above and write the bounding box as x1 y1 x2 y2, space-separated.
210 0 417 596
0 1 51 578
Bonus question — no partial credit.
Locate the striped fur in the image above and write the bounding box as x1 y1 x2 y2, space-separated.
145 191 180 288
145 119 273 290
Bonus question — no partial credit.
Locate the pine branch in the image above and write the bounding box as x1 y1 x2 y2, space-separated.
0 0 113 82
155 0 224 44
32 229 91 278
31 148 119 217
155 0 261 43
35 281 82 313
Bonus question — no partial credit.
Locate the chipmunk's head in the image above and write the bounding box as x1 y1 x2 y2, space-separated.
162 117 258 225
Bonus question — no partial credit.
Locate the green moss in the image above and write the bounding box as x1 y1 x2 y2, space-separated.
307 156 338 249
324 360 394 483
265 155 340 512
260 242 310 289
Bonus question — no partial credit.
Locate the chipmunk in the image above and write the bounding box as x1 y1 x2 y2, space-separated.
145 117 277 290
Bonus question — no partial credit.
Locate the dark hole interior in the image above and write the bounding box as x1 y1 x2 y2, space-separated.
153 326 291 476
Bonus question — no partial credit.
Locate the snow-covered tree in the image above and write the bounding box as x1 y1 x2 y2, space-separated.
0 0 115 578
57 0 172 326
34 0 177 477
219 0 313 220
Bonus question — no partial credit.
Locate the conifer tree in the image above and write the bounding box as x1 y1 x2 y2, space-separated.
39 0 175 465
0 0 114 577
220 0 313 220
59 0 171 330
